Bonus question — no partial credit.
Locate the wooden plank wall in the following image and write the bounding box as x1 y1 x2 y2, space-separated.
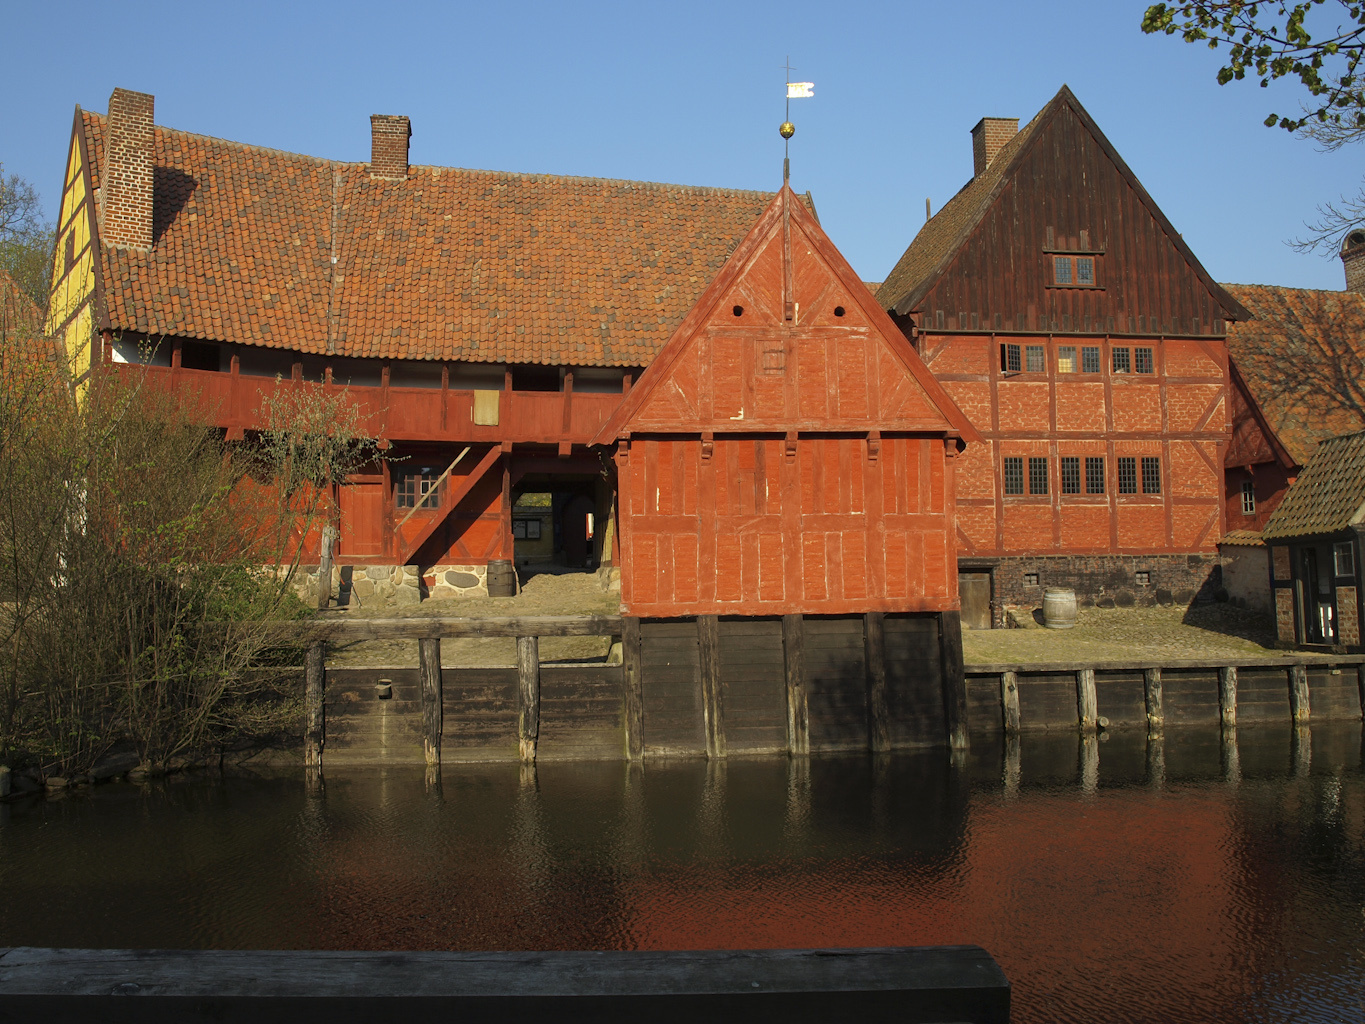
640 620 706 757
804 617 870 752
717 618 788 754
884 615 947 747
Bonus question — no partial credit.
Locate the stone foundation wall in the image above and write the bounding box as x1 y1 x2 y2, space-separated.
965 553 1223 627
293 564 496 609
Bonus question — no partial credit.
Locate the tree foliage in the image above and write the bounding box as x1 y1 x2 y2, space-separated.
0 163 54 309
0 319 383 776
1144 2 1365 253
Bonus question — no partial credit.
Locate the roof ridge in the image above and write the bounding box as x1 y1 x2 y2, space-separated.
1223 281 1365 298
85 109 780 198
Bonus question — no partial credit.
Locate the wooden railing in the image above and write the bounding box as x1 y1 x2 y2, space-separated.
108 364 623 445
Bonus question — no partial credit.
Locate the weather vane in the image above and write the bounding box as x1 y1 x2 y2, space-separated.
782 56 814 184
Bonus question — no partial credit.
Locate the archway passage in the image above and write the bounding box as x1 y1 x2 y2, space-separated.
561 493 596 568
510 463 614 580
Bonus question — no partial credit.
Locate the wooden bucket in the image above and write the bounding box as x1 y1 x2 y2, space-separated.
1042 587 1077 629
486 559 517 597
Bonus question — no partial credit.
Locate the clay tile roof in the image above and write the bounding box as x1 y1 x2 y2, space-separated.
1218 529 1265 548
1263 429 1365 540
1222 284 1365 466
82 111 795 367
0 267 56 374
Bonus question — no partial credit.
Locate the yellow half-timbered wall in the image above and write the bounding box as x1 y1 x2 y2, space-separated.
44 124 99 387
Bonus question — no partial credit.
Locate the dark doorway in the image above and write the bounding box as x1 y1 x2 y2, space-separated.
959 571 992 630
561 494 596 568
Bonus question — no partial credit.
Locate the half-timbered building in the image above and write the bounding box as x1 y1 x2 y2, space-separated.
596 185 981 754
876 86 1251 626
43 88 799 602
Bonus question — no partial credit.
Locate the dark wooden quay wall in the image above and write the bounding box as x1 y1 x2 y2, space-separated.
964 656 1364 737
306 613 963 766
0 946 1011 1024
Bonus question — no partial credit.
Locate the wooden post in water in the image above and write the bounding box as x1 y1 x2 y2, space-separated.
1000 670 1020 735
517 635 540 762
418 637 442 767
782 614 809 756
1289 664 1311 724
1218 666 1238 730
938 611 968 750
697 615 726 759
304 641 325 769
622 618 644 760
1143 667 1164 735
864 612 890 753
1076 668 1098 734
1080 733 1099 794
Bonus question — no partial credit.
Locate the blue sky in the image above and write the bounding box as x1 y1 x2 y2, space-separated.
2 0 1359 289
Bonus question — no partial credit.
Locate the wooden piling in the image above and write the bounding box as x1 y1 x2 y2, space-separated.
1080 733 1099 794
697 615 725 759
1289 664 1311 724
1000 670 1020 736
622 617 644 760
782 614 809 756
1218 666 1237 730
864 612 890 753
1076 668 1098 734
418 637 442 767
1143 667 1164 734
304 641 325 769
939 611 968 751
517 635 540 763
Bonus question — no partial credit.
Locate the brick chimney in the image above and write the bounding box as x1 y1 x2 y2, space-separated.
102 88 155 250
1342 230 1365 293
971 117 1018 178
369 115 411 180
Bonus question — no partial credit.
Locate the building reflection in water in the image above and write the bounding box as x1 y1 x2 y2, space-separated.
0 724 1361 1023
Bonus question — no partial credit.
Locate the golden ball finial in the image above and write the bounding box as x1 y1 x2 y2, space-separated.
779 121 795 140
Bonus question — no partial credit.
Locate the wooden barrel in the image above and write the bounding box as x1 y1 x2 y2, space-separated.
1042 587 1077 629
486 559 517 597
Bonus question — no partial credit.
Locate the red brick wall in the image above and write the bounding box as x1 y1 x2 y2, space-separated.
369 115 411 180
102 88 154 251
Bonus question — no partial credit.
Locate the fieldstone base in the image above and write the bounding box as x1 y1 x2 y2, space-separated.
294 564 491 609
964 553 1223 628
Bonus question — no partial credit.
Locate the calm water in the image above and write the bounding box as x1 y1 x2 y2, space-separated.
2 726 1363 1023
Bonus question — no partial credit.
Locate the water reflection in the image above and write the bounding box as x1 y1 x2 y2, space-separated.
0 724 1362 1023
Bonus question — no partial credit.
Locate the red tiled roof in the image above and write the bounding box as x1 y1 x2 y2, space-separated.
82 111 795 367
1222 284 1365 466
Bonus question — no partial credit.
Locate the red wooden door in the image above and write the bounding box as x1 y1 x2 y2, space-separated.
339 477 387 558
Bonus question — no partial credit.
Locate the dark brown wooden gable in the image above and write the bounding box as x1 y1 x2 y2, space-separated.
915 96 1246 337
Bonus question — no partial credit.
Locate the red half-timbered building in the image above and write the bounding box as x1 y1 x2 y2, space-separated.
877 86 1251 625
45 88 797 601
596 186 981 754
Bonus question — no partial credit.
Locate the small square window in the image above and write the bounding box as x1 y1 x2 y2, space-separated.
1000 343 1021 373
1135 347 1154 374
1135 571 1151 587
1336 541 1355 577
1241 480 1256 516
1082 346 1100 373
1061 456 1080 494
1029 457 1049 495
1053 256 1073 285
1077 257 1095 285
1024 572 1040 587
1118 456 1138 494
1142 456 1161 494
396 469 443 509
1004 457 1024 495
1057 346 1077 373
1025 345 1045 372
1112 347 1131 373
1085 457 1106 494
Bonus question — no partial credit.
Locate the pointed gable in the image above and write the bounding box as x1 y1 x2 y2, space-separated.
876 86 1249 335
596 186 980 443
